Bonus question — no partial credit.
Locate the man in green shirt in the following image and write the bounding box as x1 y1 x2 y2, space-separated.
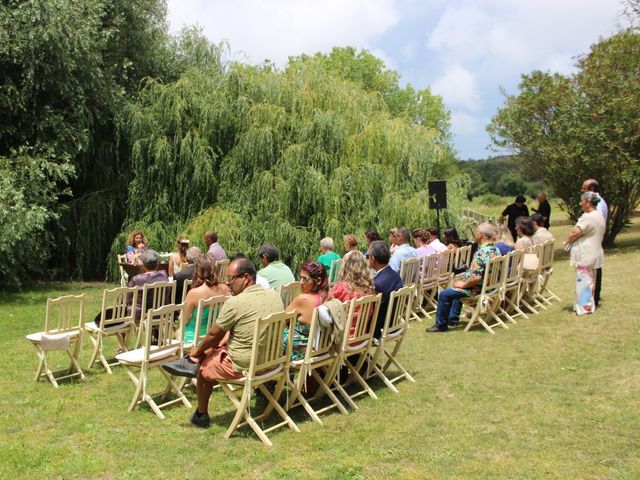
316 236 341 277
257 243 295 288
162 258 284 428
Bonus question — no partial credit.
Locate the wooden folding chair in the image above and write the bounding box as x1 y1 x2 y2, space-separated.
538 240 561 304
328 258 343 286
134 280 176 348
180 279 193 304
461 256 508 334
453 245 472 282
437 248 455 290
215 259 230 280
218 311 300 447
183 295 227 350
26 294 87 388
278 281 301 308
367 286 415 393
400 257 422 322
336 294 382 409
498 250 529 324
117 254 128 287
286 307 350 424
116 303 191 419
520 244 547 314
416 253 439 321
85 286 137 373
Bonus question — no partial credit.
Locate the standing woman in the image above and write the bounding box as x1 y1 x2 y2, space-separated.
169 237 190 277
563 192 605 315
282 260 329 360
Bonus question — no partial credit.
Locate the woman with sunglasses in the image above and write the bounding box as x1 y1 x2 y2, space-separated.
282 260 329 360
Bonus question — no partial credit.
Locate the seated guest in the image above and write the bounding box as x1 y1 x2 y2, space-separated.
162 258 284 428
514 216 535 250
168 236 190 277
127 249 169 323
444 228 463 249
427 223 501 332
423 227 449 255
331 251 375 336
389 227 418 272
204 231 226 262
494 223 515 255
257 243 295 288
343 234 360 257
367 241 403 339
230 253 270 288
531 213 554 245
317 237 341 275
282 260 329 360
174 246 201 302
388 228 399 254
126 229 148 264
412 228 429 257
364 228 382 247
182 255 228 345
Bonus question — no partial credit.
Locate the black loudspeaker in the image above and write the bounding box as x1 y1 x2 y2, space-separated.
428 180 447 209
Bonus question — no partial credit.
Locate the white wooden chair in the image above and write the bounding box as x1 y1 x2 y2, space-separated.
180 279 193 304
117 254 128 287
183 295 227 350
115 303 191 419
215 259 230 281
539 240 561 304
520 244 547 314
286 306 350 424
453 245 472 282
498 250 529 324
437 248 456 290
278 281 301 308
399 257 422 322
416 253 440 321
336 294 382 409
218 311 300 447
85 286 137 373
133 280 176 348
461 255 508 334
367 286 415 393
26 294 86 388
328 258 343 286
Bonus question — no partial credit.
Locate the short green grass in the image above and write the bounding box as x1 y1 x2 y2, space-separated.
1 208 639 479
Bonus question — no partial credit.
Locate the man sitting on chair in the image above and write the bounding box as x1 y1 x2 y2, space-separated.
127 250 168 322
257 243 295 288
368 241 403 339
426 223 501 333
162 258 284 428
389 227 418 273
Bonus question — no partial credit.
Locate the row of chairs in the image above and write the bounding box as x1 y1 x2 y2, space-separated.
397 240 560 334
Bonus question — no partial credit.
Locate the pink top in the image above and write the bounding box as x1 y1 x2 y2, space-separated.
331 282 370 337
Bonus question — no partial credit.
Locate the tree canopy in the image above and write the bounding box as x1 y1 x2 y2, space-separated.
488 29 640 246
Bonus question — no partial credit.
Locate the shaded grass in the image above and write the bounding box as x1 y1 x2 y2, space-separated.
1 212 639 479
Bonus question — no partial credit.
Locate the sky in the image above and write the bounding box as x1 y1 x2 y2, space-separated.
166 0 628 160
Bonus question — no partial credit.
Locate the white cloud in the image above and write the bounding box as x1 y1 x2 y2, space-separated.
431 65 480 112
450 111 480 135
167 0 400 66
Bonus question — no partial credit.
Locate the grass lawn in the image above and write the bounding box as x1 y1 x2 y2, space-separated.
1 208 639 479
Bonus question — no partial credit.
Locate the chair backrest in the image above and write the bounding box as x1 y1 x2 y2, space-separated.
248 311 295 377
215 259 230 281
181 279 193 304
437 248 455 282
191 295 227 346
480 256 506 296
45 294 85 333
540 240 555 271
328 258 343 286
504 249 524 286
142 303 185 362
420 253 439 285
345 294 381 346
399 257 421 287
117 254 128 286
140 280 176 321
455 245 472 269
381 286 413 338
100 286 137 330
279 281 301 308
303 306 335 361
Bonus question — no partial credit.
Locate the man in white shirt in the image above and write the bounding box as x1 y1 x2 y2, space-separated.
531 214 555 245
581 179 607 305
389 227 418 272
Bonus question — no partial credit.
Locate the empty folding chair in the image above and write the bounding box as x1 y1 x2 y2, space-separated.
400 257 422 322
498 250 529 324
461 256 508 334
218 311 300 447
416 253 439 321
538 240 561 304
85 286 138 374
278 281 301 308
133 280 176 348
116 303 191 419
26 294 86 388
367 286 416 393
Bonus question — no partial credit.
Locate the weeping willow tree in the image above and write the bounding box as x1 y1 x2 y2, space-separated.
111 48 467 277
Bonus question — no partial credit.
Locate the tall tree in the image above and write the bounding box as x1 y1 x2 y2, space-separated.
488 29 640 246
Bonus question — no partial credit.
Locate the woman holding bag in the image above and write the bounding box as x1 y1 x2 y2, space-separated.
563 191 605 315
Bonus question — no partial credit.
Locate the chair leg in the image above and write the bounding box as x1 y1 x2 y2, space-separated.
286 372 324 424
34 349 45 382
257 382 299 433
87 333 100 369
127 366 145 413
344 355 378 401
160 368 192 409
